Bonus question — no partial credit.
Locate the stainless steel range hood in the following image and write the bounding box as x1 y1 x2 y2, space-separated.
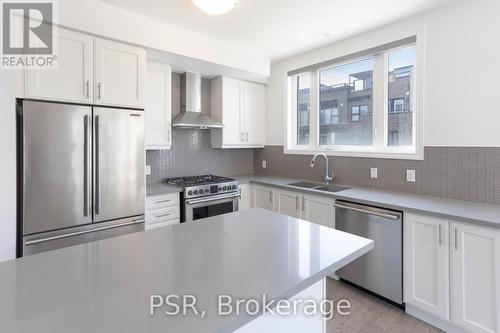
172 72 223 129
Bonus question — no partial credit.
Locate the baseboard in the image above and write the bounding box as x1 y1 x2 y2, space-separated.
405 304 468 333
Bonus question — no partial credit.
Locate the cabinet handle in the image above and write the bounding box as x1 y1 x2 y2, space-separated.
296 196 299 210
240 132 244 142
155 199 171 204
269 192 273 204
245 132 248 142
438 224 442 246
302 197 305 211
155 213 172 219
454 227 458 250
85 80 89 98
97 82 102 100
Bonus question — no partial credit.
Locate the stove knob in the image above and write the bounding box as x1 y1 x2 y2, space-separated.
223 186 227 191
232 185 237 190
205 188 210 193
188 190 193 196
193 190 198 195
218 187 222 191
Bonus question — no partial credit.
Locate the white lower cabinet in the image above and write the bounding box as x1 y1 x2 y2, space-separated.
145 193 180 230
275 189 301 218
405 212 500 333
250 185 335 228
302 194 335 228
451 221 500 333
239 184 250 210
251 185 275 211
404 213 450 321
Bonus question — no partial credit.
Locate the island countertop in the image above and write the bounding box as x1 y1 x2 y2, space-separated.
0 208 372 333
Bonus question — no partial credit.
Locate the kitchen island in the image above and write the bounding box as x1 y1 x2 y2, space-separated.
0 208 373 333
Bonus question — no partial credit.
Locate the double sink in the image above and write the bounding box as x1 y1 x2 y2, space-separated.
287 182 349 193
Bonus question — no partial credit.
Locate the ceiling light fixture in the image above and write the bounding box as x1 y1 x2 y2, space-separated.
193 0 239 15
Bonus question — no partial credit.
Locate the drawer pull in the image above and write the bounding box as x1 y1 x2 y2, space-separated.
155 199 172 204
155 213 172 218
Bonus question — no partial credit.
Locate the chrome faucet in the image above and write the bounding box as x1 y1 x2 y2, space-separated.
310 153 334 184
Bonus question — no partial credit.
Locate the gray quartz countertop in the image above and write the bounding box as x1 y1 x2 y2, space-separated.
234 175 500 229
0 208 373 333
146 182 182 197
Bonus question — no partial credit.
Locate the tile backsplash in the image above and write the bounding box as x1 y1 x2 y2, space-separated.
254 146 500 205
146 130 254 182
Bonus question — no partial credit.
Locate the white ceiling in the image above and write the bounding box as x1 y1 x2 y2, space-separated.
102 0 454 61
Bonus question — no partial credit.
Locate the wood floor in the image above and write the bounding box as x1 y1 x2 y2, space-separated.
325 278 443 333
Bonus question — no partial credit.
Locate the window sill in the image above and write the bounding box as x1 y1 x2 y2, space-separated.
283 147 423 160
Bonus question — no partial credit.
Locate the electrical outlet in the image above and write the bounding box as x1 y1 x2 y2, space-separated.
262 160 267 169
370 168 378 179
406 169 416 182
145 165 151 176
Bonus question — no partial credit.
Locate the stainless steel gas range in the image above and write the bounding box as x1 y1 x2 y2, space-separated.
165 175 240 222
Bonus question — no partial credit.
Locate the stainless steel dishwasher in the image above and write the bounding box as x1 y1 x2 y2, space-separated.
334 200 403 305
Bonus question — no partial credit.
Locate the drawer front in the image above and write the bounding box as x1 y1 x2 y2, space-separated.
146 206 180 226
146 193 179 210
145 219 179 231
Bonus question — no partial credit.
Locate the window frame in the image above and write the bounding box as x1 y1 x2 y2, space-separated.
285 35 424 160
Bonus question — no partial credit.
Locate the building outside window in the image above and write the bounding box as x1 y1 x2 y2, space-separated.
288 39 419 158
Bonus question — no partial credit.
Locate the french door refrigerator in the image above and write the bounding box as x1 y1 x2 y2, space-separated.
18 100 145 256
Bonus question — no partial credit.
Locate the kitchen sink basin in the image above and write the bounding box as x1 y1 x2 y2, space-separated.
288 181 323 189
313 185 349 193
288 182 349 193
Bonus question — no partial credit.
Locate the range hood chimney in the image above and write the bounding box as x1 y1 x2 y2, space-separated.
172 72 223 129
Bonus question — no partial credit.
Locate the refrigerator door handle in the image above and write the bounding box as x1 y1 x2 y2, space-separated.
83 115 91 216
94 115 101 215
25 219 145 246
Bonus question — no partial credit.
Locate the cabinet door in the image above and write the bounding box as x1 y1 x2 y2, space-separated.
404 213 450 321
239 184 250 210
302 194 334 228
251 185 274 211
275 189 301 218
145 62 172 150
94 38 145 108
451 221 500 333
222 77 243 145
243 82 266 146
26 27 93 103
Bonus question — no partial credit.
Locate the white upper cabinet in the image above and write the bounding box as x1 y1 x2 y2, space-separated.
25 30 146 109
451 221 500 333
243 82 266 146
145 61 172 150
404 213 450 322
25 27 93 103
94 38 146 108
211 77 266 148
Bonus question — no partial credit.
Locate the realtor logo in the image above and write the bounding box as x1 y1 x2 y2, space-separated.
1 1 57 68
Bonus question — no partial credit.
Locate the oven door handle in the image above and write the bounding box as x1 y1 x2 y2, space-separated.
186 192 240 205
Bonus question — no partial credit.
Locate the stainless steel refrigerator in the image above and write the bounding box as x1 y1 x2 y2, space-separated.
18 100 145 256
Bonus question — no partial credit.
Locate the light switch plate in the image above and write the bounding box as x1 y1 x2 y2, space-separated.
406 169 416 182
145 165 151 176
262 160 267 169
370 168 378 179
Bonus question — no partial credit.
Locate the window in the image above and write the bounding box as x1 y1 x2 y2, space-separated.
287 38 420 159
319 58 373 146
296 74 310 145
351 106 362 122
388 46 415 147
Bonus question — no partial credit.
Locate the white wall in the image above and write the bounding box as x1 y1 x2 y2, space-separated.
0 72 22 262
266 0 500 147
